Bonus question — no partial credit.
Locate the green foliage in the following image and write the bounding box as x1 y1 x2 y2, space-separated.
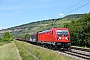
64 14 83 19
15 34 25 38
0 38 2 42
24 34 30 38
1 32 13 42
64 12 90 47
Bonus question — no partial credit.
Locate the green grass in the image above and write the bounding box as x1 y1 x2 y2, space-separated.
24 44 70 60
15 40 75 60
0 42 18 60
0 41 78 60
0 42 9 46
15 41 37 60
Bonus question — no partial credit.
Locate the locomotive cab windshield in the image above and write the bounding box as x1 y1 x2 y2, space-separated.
56 30 68 36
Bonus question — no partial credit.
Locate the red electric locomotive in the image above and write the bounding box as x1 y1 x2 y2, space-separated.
30 28 71 50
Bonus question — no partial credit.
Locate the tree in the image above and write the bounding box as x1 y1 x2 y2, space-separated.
64 12 90 47
2 32 13 42
24 34 30 38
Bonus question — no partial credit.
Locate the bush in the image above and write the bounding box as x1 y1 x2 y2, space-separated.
0 38 2 42
1 32 13 42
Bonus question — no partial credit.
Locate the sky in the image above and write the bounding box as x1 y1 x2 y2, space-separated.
0 0 90 30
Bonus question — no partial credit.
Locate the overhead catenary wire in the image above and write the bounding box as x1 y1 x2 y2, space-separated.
64 2 90 15
53 0 84 27
62 0 84 13
52 1 90 27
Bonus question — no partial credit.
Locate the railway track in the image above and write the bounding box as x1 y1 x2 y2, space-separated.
32 44 90 60
62 46 90 60
37 44 90 60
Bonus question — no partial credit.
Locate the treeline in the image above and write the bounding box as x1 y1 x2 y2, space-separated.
64 13 90 47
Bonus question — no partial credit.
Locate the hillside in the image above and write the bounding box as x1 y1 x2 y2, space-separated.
0 14 84 38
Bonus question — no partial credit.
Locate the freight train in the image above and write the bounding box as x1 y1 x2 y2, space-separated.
28 28 71 50
15 28 71 50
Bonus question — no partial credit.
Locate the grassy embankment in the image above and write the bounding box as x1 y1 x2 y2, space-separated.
15 40 76 60
0 42 9 46
0 40 77 60
0 42 18 60
15 41 37 60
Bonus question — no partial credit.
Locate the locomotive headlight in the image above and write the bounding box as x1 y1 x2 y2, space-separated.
65 37 68 40
57 37 61 40
59 37 61 39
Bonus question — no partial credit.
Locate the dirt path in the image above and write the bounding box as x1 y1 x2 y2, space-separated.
15 43 22 60
23 47 40 60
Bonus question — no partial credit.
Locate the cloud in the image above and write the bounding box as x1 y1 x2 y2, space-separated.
59 13 64 17
0 26 3 30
